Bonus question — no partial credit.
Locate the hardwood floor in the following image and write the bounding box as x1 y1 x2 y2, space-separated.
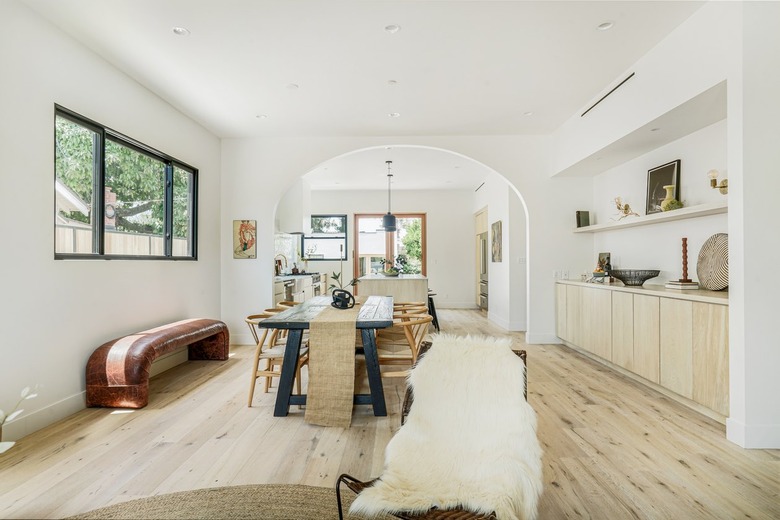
1 309 777 519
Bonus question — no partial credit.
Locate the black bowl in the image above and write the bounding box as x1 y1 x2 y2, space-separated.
610 269 660 286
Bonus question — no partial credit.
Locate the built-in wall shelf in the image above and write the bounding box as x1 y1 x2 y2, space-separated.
573 200 727 233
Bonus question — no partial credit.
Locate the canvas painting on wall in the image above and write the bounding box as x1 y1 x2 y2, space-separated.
233 219 257 259
491 220 502 262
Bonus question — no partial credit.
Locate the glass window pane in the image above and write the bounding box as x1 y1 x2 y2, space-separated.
357 217 385 276
104 139 166 256
55 116 97 254
311 215 345 234
394 217 423 274
173 166 193 256
303 237 345 260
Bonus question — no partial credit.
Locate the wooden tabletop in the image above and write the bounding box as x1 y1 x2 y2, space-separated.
258 295 394 330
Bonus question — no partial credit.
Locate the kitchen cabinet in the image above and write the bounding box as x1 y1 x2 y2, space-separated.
610 292 660 383
692 302 729 415
358 274 429 303
633 294 660 384
660 298 694 399
555 284 567 341
582 287 612 360
611 291 634 371
556 280 728 419
273 282 285 306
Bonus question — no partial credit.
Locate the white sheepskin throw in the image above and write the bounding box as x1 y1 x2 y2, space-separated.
350 333 543 520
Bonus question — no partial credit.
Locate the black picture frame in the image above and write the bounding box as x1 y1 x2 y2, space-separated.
646 160 681 215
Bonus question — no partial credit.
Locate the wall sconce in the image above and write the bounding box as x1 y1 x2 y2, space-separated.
708 169 728 195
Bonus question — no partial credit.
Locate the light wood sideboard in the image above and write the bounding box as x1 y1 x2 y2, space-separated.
556 281 729 420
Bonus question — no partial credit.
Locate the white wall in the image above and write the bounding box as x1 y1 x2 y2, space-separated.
591 120 728 280
728 1 780 449
311 188 476 303
0 1 222 440
220 137 588 351
475 173 528 331
551 1 780 448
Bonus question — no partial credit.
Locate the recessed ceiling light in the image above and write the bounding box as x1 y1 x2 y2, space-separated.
286 83 299 90
523 111 534 116
650 127 661 132
387 79 398 86
172 26 190 36
385 24 401 34
256 114 268 119
388 112 401 118
597 21 614 31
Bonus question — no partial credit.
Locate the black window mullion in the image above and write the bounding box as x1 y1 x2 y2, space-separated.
164 163 174 257
55 105 197 260
94 129 105 255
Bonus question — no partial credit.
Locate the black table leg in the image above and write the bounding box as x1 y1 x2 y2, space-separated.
273 329 304 417
361 328 387 416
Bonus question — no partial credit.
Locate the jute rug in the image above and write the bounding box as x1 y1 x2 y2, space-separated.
67 484 397 520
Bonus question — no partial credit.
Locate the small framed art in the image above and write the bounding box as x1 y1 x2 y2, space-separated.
646 160 681 215
233 219 257 259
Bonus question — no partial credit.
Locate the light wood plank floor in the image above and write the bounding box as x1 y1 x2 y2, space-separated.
1 309 778 519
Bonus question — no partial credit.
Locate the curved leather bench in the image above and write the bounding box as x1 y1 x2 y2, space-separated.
86 318 230 408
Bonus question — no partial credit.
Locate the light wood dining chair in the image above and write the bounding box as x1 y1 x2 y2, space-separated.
375 313 433 378
245 312 309 406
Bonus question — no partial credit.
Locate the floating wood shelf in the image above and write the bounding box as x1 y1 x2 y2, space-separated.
573 201 728 233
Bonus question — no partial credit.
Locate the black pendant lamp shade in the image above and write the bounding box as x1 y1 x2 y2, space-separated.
383 160 396 231
383 212 397 232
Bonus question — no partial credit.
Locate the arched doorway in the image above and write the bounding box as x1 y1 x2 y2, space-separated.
274 144 531 332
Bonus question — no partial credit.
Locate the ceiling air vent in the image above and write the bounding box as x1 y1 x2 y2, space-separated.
581 72 635 117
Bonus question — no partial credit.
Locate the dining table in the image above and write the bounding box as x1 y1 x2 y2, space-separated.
257 295 394 419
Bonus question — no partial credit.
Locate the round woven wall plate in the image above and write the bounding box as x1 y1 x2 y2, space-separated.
697 233 728 291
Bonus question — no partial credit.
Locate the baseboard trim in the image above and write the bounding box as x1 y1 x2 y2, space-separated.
727 417 780 449
437 302 479 309
2 390 85 442
4 348 206 442
525 333 561 344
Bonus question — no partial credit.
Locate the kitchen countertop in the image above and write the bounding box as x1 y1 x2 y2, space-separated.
556 279 728 305
274 273 321 282
359 274 427 280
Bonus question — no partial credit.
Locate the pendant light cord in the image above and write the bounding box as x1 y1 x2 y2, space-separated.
386 160 393 213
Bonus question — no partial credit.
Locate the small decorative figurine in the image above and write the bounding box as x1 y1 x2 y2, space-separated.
613 197 639 220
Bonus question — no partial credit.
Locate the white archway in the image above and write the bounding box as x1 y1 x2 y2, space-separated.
273 144 532 332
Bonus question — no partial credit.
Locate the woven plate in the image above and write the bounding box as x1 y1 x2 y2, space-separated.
697 233 729 291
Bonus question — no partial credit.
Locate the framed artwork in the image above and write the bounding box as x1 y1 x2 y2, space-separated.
233 219 257 259
491 220 502 262
646 160 681 215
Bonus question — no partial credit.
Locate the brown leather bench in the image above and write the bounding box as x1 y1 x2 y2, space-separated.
86 318 230 409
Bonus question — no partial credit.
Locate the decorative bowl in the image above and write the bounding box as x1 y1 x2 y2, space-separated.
380 270 400 277
609 269 660 286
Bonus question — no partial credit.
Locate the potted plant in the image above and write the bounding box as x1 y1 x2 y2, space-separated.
1 385 38 454
380 254 411 276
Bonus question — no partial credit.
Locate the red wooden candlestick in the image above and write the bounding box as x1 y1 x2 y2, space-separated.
679 237 692 283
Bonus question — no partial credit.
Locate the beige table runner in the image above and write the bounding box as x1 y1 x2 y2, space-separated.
305 302 362 427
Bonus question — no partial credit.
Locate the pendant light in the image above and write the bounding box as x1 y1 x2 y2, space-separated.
382 160 397 231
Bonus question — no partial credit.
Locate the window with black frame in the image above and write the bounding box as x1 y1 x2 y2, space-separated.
301 215 347 261
54 105 197 259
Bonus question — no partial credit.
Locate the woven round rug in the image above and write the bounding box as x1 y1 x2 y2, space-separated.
66 484 396 520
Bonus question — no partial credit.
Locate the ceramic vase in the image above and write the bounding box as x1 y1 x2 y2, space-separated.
660 184 683 211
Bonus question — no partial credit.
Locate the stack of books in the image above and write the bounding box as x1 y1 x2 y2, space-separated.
665 280 699 290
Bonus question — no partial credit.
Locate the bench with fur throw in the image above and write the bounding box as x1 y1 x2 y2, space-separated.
338 333 543 520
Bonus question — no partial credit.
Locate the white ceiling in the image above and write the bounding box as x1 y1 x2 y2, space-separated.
23 0 704 190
